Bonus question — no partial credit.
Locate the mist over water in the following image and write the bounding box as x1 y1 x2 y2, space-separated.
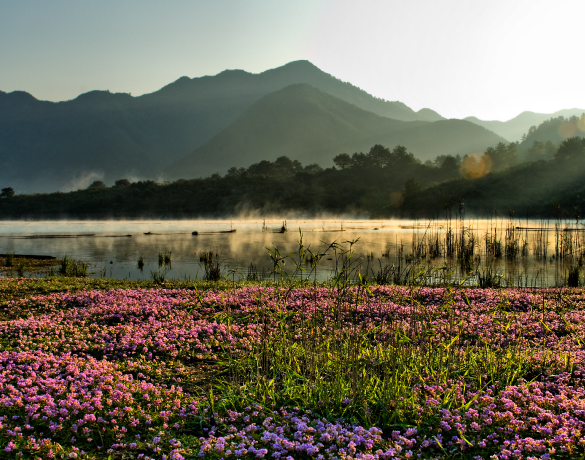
0 218 582 286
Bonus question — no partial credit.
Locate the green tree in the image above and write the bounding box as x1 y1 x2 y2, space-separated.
388 145 417 169
333 153 352 169
367 144 392 168
403 177 422 198
555 137 585 162
88 181 107 189
0 187 14 198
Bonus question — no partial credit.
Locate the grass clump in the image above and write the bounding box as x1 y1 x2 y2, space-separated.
158 247 172 267
58 255 88 277
200 250 222 281
4 253 15 267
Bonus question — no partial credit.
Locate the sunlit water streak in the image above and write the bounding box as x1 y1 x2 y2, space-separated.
0 218 583 286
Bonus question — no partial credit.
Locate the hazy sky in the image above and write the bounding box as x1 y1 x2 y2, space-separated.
1 0 583 121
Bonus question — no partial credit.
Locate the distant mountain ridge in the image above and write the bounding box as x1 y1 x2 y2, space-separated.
0 61 445 193
0 60 583 192
464 109 585 142
151 60 444 122
164 84 506 179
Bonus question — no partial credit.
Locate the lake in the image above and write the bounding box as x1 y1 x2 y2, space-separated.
0 218 583 286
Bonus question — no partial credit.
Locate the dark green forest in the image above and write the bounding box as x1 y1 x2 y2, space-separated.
1 116 585 220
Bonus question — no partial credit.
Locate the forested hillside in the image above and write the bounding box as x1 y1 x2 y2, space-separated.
2 135 585 220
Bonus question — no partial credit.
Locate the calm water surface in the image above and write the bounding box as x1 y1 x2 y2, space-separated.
0 219 581 286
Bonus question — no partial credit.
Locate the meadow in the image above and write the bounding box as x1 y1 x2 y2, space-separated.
0 275 584 459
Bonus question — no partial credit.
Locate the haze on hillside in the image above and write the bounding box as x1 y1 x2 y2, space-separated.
163 83 504 180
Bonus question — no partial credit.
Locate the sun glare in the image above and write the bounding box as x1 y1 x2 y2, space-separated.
459 152 492 179
558 121 578 138
577 114 585 133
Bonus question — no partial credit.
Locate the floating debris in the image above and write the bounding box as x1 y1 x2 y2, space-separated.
192 229 236 235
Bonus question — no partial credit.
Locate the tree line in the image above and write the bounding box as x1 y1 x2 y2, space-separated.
1 116 584 219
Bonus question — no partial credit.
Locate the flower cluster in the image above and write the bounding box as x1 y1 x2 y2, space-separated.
0 283 585 458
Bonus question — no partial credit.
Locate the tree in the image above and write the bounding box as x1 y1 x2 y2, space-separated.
350 152 369 168
367 144 392 168
387 145 417 169
303 163 323 175
333 153 352 169
226 167 247 178
555 137 585 162
403 177 422 198
0 187 14 198
274 156 302 176
485 142 516 171
88 180 107 189
114 179 131 187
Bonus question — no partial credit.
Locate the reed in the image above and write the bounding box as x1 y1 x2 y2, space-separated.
59 255 88 277
16 261 26 278
150 268 167 284
4 253 15 267
200 251 222 281
246 263 259 281
158 248 172 267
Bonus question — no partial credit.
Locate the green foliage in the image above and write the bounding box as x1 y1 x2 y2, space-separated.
484 141 518 170
4 138 585 219
525 139 556 162
521 115 585 148
58 255 88 277
114 178 131 187
4 253 14 267
0 187 14 198
87 180 107 189
555 136 585 162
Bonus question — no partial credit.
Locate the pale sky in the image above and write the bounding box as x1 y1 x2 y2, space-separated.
1 0 583 121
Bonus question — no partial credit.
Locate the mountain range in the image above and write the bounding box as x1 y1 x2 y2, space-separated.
164 84 505 179
1 60 583 192
464 109 585 142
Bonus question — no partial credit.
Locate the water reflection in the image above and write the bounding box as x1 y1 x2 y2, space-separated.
0 219 583 287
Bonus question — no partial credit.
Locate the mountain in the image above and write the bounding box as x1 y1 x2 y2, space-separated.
465 108 585 142
164 84 506 179
0 89 161 192
0 61 443 193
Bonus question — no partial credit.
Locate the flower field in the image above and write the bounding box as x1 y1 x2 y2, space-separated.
1 279 585 459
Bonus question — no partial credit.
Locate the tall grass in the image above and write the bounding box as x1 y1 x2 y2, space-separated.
158 248 172 267
215 285 553 436
4 253 15 267
200 251 222 281
58 255 88 277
